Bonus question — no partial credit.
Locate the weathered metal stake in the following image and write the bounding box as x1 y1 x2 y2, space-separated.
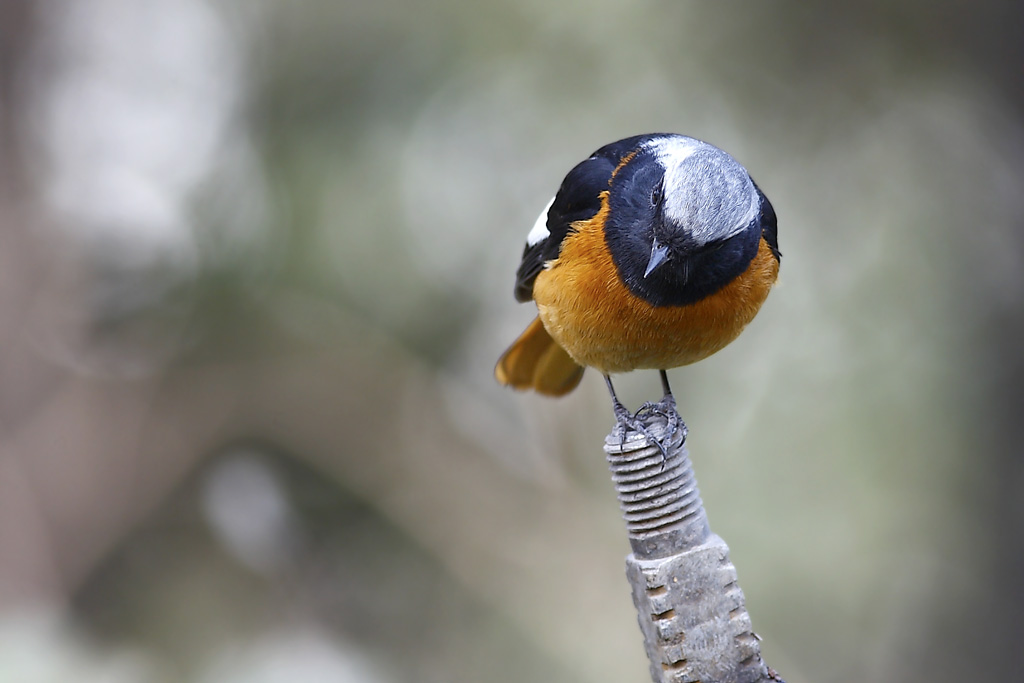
605 409 784 683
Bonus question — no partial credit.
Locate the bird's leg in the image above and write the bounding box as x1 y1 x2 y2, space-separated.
604 374 632 423
605 374 670 458
658 369 676 410
634 370 684 445
657 369 682 439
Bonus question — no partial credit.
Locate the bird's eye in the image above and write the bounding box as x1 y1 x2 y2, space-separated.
650 186 663 207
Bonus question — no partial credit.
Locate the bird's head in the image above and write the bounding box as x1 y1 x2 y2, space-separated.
605 135 765 307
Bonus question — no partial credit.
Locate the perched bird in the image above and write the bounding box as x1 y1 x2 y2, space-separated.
495 133 780 426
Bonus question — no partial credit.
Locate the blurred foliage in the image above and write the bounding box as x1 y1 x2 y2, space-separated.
0 1 1022 683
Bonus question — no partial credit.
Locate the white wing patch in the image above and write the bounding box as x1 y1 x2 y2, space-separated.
526 196 554 247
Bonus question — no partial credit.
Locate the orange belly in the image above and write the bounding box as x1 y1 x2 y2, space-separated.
532 192 779 375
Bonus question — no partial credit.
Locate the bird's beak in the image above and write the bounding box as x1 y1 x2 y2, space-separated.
644 238 670 278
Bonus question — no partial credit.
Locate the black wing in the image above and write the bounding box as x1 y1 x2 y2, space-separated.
513 135 657 302
752 180 781 263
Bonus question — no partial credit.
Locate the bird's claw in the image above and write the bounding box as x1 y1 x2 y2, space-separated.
633 394 685 444
612 396 685 460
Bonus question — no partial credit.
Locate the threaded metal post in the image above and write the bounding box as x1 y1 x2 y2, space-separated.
605 417 707 558
604 410 783 683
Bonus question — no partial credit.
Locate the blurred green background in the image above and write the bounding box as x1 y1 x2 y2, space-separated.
1 2 1022 682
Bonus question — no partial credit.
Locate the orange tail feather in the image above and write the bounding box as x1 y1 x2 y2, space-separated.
495 317 584 397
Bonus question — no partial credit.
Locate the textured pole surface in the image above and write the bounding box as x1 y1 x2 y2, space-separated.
605 411 783 683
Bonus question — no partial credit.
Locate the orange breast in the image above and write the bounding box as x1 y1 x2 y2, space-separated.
532 192 779 375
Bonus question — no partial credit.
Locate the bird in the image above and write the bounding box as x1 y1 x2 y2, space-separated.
495 133 780 431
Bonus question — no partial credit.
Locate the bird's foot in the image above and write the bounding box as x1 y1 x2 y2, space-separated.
631 394 687 453
612 398 673 459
